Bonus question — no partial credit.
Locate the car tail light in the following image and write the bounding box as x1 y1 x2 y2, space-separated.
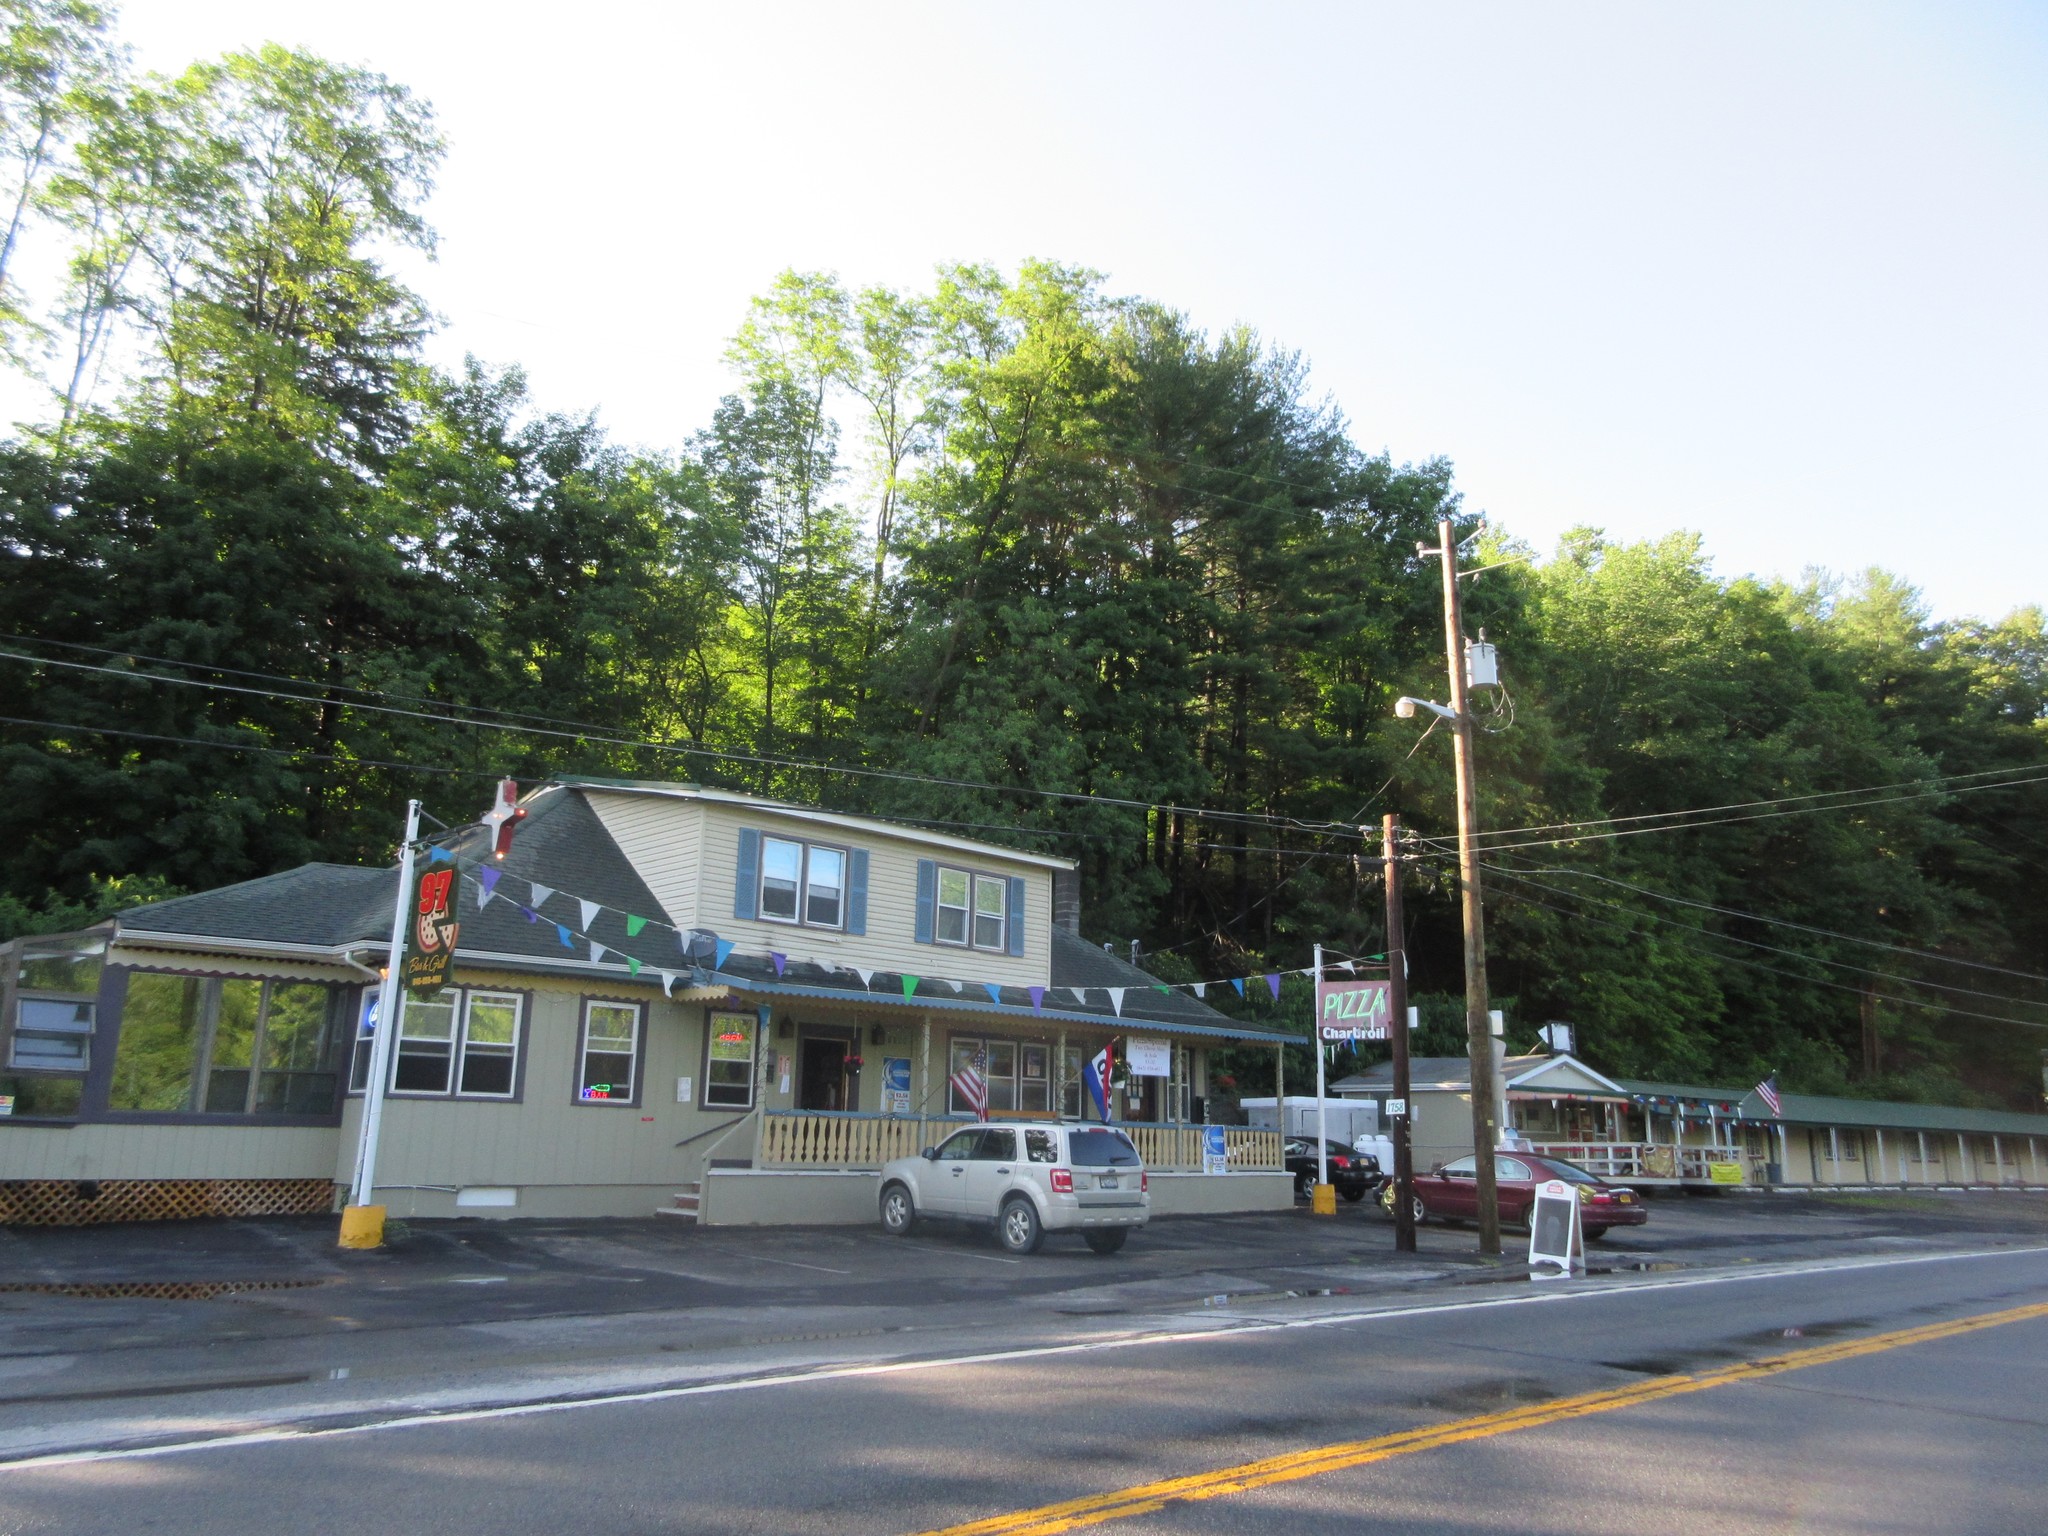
1330 1155 1350 1168
1050 1168 1073 1193
1586 1190 1614 1204
1141 1171 1149 1192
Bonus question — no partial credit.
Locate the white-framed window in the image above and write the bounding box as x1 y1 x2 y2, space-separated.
386 988 523 1099
935 868 1008 950
7 938 103 1073
577 999 641 1104
703 1007 758 1108
759 836 847 929
948 1033 1050 1115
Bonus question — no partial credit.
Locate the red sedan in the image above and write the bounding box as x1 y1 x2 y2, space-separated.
1385 1152 1648 1240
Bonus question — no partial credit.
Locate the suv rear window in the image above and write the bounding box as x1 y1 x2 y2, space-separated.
1066 1128 1140 1167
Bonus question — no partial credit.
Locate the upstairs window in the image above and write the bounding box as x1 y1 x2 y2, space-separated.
929 867 1016 952
754 835 850 930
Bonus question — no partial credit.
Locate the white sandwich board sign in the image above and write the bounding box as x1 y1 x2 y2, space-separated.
1528 1178 1583 1278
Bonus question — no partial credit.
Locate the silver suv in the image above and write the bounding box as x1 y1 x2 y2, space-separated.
878 1122 1150 1254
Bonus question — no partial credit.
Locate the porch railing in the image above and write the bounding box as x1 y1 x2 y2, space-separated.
757 1112 1283 1173
1526 1140 1748 1184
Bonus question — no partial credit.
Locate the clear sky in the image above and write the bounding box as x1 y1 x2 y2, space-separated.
85 2 2048 620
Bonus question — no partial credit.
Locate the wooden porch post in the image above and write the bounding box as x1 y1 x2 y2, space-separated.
1275 1041 1284 1107
1056 1029 1067 1116
1875 1128 1887 1185
1917 1131 1929 1183
1957 1132 1969 1182
2032 1137 2042 1183
1994 1135 2005 1185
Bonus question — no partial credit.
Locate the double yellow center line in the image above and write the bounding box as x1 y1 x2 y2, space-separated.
913 1298 2048 1536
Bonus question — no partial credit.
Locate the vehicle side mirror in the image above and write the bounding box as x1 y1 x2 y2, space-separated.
922 1147 938 1160
1430 1162 1444 1175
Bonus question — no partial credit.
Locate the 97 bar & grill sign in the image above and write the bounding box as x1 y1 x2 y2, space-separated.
404 865 461 997
1316 976 1391 1042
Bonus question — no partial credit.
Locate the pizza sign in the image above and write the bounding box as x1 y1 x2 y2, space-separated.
405 865 461 997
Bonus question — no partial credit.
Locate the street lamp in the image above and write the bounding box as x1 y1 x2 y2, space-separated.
1394 696 1458 722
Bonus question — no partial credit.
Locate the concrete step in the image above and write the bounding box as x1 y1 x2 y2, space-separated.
655 1183 701 1222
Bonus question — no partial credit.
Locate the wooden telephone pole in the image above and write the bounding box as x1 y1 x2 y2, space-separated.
1435 515 1502 1256
1383 813 1416 1253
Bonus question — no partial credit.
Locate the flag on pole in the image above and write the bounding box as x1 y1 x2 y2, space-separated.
1754 1074 1782 1116
951 1042 990 1122
1083 1041 1116 1124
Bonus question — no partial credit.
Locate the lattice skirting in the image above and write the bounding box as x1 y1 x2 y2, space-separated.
0 1178 339 1226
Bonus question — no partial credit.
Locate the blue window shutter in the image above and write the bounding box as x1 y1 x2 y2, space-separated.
847 849 869 935
914 859 936 945
1006 876 1026 956
735 828 760 920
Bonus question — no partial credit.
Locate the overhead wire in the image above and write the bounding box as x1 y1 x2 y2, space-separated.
1480 859 2048 985
1473 859 2048 1012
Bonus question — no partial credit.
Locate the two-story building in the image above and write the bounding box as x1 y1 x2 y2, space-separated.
0 779 1291 1227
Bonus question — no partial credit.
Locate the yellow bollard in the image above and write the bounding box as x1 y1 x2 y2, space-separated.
337 1204 386 1249
1311 1183 1337 1216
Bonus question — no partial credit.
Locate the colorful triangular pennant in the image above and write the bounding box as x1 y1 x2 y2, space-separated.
901 975 919 998
1107 987 1125 1017
770 951 787 977
625 914 647 937
1265 973 1282 1000
530 884 554 908
1028 986 1045 1013
983 983 1003 1005
476 867 501 908
713 939 734 970
578 899 600 931
1230 977 1245 998
556 924 574 949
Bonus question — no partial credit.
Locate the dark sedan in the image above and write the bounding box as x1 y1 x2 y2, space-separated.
1284 1137 1383 1202
1383 1151 1648 1239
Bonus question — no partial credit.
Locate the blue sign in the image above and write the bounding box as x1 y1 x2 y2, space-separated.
882 1056 911 1114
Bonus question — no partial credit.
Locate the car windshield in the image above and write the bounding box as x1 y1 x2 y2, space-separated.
1066 1128 1140 1167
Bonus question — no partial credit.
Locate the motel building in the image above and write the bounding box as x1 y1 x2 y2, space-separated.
0 780 1293 1228
1333 1052 2048 1190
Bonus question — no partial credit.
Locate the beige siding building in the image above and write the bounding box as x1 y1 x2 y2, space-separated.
1 779 1292 1226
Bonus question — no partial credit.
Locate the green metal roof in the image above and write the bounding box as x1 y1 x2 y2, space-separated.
1754 1089 2048 1139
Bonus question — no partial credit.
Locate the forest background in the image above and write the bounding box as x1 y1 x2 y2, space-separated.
2 5 2044 1109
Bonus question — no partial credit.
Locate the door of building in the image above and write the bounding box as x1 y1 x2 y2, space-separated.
797 1034 851 1111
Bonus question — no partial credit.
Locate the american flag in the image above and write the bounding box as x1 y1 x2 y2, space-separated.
1754 1074 1782 1117
951 1044 990 1122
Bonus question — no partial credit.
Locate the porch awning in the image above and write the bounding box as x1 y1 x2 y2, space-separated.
703 973 1298 1046
1506 1089 1630 1104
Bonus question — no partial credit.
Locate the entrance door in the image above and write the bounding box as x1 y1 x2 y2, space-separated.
797 1036 849 1111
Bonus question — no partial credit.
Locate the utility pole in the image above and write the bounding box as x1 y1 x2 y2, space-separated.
1382 814 1416 1253
1435 515 1502 1255
340 798 420 1249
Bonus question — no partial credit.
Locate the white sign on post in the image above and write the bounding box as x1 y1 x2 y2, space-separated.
1125 1037 1171 1077
1385 1097 1407 1118
1527 1178 1582 1278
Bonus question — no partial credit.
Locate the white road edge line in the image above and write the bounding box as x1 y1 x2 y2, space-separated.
6 1243 2045 1473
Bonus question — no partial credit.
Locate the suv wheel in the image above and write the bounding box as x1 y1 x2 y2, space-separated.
1084 1228 1127 1255
997 1196 1043 1255
879 1182 915 1236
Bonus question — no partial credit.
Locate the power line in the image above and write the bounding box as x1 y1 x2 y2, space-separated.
0 645 1340 838
1484 859 2048 985
1412 768 2048 855
1468 871 2048 1034
1462 762 2048 844
1475 860 2048 1011
0 714 503 780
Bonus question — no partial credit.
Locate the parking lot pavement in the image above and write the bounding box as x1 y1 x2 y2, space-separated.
3 1188 2046 1460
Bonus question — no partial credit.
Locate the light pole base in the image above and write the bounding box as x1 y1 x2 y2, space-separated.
1310 1183 1337 1216
337 1204 386 1249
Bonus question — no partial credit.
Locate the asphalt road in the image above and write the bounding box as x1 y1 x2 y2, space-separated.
2 1200 2045 1534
